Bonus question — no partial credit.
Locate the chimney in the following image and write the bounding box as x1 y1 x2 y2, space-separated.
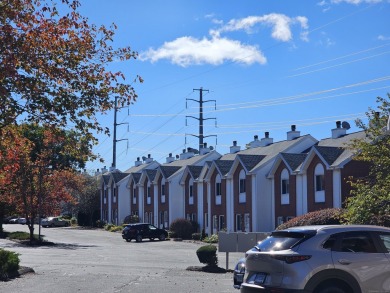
145 154 153 163
166 153 175 163
135 157 142 167
332 121 347 139
109 163 116 172
260 132 273 146
200 142 211 155
230 140 241 153
287 125 300 141
95 168 101 176
180 148 195 160
248 135 262 148
101 166 108 174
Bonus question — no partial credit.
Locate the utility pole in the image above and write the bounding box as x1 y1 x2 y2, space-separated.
112 96 129 169
186 87 217 151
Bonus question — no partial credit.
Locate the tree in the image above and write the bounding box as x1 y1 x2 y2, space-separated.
0 124 88 242
71 174 100 227
0 0 141 151
344 94 390 227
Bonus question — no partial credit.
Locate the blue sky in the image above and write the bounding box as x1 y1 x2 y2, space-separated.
78 0 390 173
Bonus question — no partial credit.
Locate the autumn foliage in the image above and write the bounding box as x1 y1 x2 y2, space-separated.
0 0 141 142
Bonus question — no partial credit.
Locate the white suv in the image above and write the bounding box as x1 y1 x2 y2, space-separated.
240 225 390 293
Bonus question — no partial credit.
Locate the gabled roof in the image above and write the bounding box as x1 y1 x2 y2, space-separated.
280 153 308 172
214 160 234 176
313 146 345 166
235 134 317 171
102 174 110 185
111 172 129 184
237 154 266 171
123 161 159 174
187 165 203 180
159 166 181 179
145 169 157 181
132 173 141 184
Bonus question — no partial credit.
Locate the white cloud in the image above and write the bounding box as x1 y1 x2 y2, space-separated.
331 0 384 4
215 13 309 42
139 36 267 67
378 35 390 40
140 13 308 67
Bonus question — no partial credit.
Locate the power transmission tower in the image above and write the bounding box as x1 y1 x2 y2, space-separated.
186 87 217 151
112 96 129 169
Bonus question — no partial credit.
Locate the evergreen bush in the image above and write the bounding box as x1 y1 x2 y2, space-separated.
169 218 194 239
0 249 20 280
196 245 218 267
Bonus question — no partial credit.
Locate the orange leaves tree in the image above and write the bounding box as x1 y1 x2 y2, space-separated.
0 124 88 242
0 0 140 142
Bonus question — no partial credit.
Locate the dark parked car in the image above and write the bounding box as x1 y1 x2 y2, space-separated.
238 225 390 293
122 223 168 242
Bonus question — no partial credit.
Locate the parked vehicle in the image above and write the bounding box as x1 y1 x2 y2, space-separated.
18 217 28 224
238 225 390 293
122 223 168 242
233 258 246 289
41 217 70 228
9 217 20 224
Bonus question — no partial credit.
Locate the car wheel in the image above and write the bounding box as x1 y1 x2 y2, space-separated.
150 238 155 241
158 233 166 241
136 235 142 242
315 285 347 293
125 238 131 242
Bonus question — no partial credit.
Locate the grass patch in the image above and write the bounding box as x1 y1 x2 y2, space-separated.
7 231 40 241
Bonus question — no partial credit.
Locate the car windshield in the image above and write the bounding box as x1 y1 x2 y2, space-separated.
255 231 316 251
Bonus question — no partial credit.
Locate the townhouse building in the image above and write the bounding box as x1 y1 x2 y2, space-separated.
268 122 368 227
99 122 370 233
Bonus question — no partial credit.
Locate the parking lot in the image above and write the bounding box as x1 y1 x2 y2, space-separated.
0 224 243 293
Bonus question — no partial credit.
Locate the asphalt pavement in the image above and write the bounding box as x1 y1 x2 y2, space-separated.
0 224 244 293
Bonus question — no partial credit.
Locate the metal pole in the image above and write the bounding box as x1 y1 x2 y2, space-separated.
112 96 118 168
38 165 42 242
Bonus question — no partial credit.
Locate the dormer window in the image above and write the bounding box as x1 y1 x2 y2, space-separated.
281 169 290 205
189 180 194 205
314 164 325 202
215 175 222 205
239 170 246 203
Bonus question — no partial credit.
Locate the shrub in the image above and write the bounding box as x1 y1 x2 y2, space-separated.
0 249 20 279
276 208 345 230
123 215 139 224
169 218 194 239
196 245 218 267
95 220 105 228
168 231 177 239
192 233 201 241
203 233 218 243
70 217 77 225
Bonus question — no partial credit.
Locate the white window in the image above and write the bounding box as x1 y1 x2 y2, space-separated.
164 211 168 228
215 175 222 205
205 213 209 230
213 215 218 233
219 215 225 231
239 170 246 203
314 164 325 202
133 186 137 204
236 214 242 231
281 169 290 205
277 216 284 226
189 179 194 205
147 185 151 204
161 179 166 203
244 213 250 232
